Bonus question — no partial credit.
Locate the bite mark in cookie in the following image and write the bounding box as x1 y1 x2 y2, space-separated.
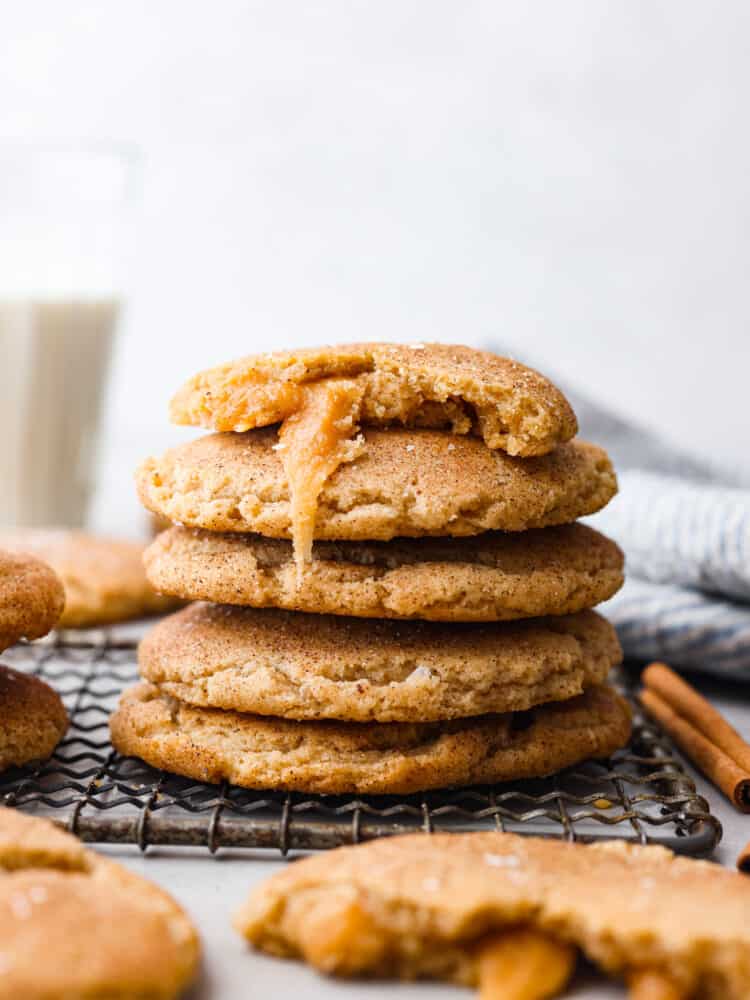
169 342 577 456
168 343 578 571
236 831 750 999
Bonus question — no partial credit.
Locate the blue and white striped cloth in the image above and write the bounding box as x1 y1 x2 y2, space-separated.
600 579 750 678
574 393 750 679
486 345 750 677
594 471 750 603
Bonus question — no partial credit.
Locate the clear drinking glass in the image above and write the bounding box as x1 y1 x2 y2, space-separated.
0 144 137 528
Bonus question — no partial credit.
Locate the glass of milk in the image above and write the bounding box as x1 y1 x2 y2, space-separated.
0 144 136 528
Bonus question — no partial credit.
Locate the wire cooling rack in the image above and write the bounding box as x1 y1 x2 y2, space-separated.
1 625 722 856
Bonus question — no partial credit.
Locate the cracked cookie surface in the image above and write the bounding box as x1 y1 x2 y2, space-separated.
169 342 577 457
137 603 622 722
144 523 623 622
137 428 616 541
110 684 630 795
236 831 750 999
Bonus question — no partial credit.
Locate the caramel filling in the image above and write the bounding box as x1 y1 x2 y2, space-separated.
295 895 385 975
277 379 365 578
627 970 686 1000
475 928 576 1000
187 358 537 573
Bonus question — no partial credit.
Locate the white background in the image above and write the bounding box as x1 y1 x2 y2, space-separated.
2 1 749 512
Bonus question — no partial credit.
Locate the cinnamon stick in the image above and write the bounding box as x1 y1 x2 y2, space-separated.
640 665 750 813
642 663 750 772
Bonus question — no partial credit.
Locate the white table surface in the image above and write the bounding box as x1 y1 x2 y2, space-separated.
98 672 750 1000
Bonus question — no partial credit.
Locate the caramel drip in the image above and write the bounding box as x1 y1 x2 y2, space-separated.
278 379 365 578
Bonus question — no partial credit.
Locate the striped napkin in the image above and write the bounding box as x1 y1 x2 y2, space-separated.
569 387 750 679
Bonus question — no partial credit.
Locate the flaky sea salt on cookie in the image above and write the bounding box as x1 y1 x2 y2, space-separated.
236 830 750 1000
137 604 622 722
169 342 577 456
144 523 624 622
109 684 631 795
137 429 617 542
0 529 178 628
0 808 199 998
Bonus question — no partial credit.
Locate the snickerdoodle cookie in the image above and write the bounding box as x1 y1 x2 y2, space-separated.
170 344 581 569
0 807 199 998
0 666 67 772
169 342 577 457
0 530 177 628
137 604 621 722
236 831 750 999
137 429 616 541
144 523 623 622
0 549 64 651
110 684 630 795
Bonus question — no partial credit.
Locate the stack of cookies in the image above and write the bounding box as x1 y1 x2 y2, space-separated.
111 343 631 795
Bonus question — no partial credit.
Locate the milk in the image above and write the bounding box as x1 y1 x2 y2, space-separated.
0 300 118 527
